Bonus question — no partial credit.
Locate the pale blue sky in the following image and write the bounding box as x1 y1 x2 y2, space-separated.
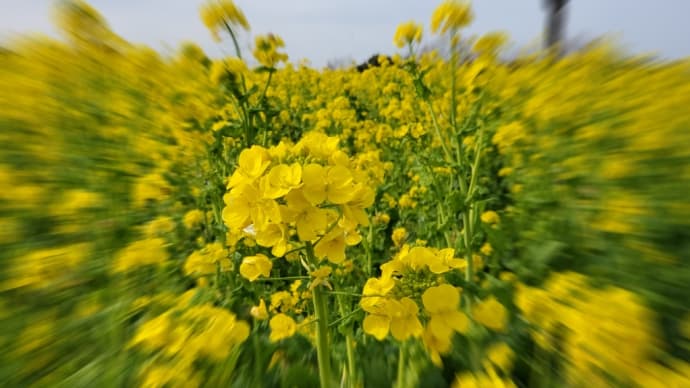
1 1 688 67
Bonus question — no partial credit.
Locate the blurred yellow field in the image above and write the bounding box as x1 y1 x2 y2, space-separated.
1 1 690 387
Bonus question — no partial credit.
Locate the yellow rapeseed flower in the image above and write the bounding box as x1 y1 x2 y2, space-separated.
284 189 329 241
302 164 354 205
184 242 231 277
480 242 493 256
269 313 297 342
360 276 396 314
200 0 249 41
472 295 508 332
255 223 290 257
486 341 515 372
431 1 473 34
227 146 271 188
392 227 407 247
423 284 469 338
473 32 508 55
112 238 169 273
313 227 347 264
389 297 424 341
422 324 453 367
393 21 423 48
183 209 204 229
239 254 272 281
309 266 333 291
363 310 391 341
480 210 500 224
253 34 288 68
261 163 302 199
250 299 269 320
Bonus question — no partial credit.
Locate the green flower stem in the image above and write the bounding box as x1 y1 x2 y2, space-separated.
424 100 454 165
307 244 333 388
312 212 343 248
448 36 468 198
252 331 262 383
242 102 252 147
462 128 485 291
396 341 407 388
222 20 243 60
258 70 274 146
259 69 274 104
313 285 333 387
336 294 358 387
221 21 254 146
462 212 473 285
423 94 466 251
449 34 458 131
366 222 373 277
466 129 484 202
328 307 362 328
325 290 364 297
254 275 310 282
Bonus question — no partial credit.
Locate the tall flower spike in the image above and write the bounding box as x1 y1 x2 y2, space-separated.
200 0 250 41
394 21 423 49
431 1 473 34
253 34 288 68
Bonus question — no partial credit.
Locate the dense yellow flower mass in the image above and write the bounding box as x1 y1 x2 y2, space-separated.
184 242 231 276
2 0 690 387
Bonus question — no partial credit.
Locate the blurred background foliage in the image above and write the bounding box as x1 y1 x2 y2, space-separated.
1 1 689 387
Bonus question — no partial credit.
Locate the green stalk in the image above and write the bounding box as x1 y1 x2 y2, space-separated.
466 130 484 202
258 70 274 146
461 129 486 314
462 211 473 285
336 295 358 387
396 342 406 388
424 100 454 165
313 286 333 387
221 20 254 146
223 20 243 60
307 244 333 387
366 222 373 277
449 33 458 132
252 332 262 383
243 107 253 147
260 70 274 103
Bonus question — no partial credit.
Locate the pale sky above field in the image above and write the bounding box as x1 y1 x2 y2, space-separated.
1 0 688 67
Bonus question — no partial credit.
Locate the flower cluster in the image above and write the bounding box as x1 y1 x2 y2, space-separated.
223 132 376 272
200 0 250 41
253 34 288 68
430 0 473 34
360 245 508 366
516 272 665 386
393 21 423 49
129 290 250 388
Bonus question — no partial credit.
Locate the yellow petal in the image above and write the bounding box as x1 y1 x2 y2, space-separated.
269 313 296 342
302 164 327 205
423 284 460 314
239 254 272 281
363 314 390 341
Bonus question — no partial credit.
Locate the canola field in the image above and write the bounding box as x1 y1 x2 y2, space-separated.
1 1 690 387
